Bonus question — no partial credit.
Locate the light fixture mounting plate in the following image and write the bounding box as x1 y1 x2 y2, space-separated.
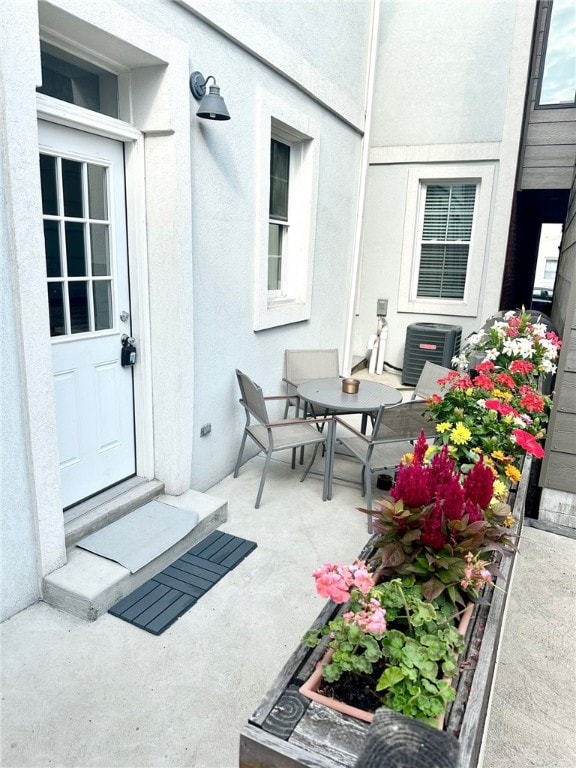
190 71 207 100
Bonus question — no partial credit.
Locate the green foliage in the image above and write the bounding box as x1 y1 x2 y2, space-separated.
303 577 466 726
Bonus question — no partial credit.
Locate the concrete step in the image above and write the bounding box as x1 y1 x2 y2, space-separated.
64 478 165 549
43 490 228 621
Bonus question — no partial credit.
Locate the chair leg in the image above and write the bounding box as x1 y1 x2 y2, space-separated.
233 432 248 478
366 473 374 533
255 450 273 509
291 447 297 469
301 443 321 482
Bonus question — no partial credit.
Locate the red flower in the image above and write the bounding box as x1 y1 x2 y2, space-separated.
495 373 515 390
473 374 495 391
427 393 442 405
451 376 473 390
476 360 495 373
512 429 545 458
463 499 484 524
485 400 518 418
440 476 465 521
438 370 460 386
510 360 534 375
390 463 433 508
545 331 561 348
463 457 494 510
519 392 545 413
421 503 447 550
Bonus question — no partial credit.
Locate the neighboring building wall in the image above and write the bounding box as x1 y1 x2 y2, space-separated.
539 170 576 527
352 0 536 369
518 0 576 191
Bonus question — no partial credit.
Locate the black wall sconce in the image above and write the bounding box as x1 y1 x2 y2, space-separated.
189 71 230 121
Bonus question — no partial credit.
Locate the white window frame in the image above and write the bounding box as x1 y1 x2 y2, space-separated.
397 163 495 317
254 94 320 331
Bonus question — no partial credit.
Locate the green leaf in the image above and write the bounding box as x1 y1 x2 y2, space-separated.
376 666 406 691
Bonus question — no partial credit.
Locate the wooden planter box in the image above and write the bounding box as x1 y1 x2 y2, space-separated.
239 459 530 768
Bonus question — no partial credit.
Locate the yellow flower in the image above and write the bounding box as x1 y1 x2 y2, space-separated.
450 422 472 445
473 447 483 455
503 414 514 424
505 465 522 483
493 479 507 499
503 514 516 528
491 450 507 462
401 452 414 465
436 422 452 433
492 388 513 401
466 388 473 396
424 446 435 460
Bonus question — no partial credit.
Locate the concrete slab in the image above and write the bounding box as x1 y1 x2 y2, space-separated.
2 454 575 768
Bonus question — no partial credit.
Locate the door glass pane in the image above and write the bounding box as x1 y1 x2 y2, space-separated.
40 154 58 215
62 159 83 218
68 282 90 334
65 222 86 276
43 220 62 277
90 224 110 276
47 282 66 336
87 164 108 220
93 281 112 331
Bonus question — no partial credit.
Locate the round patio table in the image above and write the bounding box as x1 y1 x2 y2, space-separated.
297 377 402 416
297 377 402 500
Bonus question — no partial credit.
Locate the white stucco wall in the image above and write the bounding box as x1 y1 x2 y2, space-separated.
1 0 371 620
353 0 535 368
111 0 371 490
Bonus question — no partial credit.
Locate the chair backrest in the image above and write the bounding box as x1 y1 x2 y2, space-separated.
412 361 451 400
235 369 269 426
284 348 340 386
372 400 435 442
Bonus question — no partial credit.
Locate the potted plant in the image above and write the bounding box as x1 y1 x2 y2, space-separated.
300 564 471 726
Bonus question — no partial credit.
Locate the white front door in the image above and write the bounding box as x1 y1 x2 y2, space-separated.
39 121 136 508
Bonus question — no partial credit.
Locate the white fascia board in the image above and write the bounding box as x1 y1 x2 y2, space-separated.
174 0 365 132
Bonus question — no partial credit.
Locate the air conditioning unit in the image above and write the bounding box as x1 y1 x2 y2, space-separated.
402 323 462 386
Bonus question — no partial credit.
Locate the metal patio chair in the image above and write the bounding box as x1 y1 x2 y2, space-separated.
282 348 340 418
234 369 331 508
328 399 437 530
411 361 451 401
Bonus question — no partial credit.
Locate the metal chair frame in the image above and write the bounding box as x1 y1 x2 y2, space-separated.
282 348 340 418
234 369 331 508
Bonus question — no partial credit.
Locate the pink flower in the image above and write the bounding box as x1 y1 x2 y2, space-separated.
440 477 465 521
545 331 561 348
512 429 545 458
312 563 352 603
451 375 474 390
485 400 518 417
421 504 447 550
390 462 434 508
350 562 375 595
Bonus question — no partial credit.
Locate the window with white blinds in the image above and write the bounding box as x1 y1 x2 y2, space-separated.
416 183 477 300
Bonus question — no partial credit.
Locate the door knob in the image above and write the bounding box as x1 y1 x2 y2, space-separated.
120 311 130 322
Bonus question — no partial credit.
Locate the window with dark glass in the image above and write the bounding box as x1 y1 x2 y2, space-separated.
416 183 477 300
36 42 119 118
268 139 290 292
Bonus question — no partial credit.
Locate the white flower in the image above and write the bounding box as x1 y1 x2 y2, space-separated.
504 310 516 320
513 416 526 427
477 399 487 408
466 332 484 346
485 347 499 361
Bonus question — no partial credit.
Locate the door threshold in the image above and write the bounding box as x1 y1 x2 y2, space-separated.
64 477 146 525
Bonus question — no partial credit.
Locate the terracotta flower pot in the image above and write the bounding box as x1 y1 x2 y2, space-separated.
299 602 475 726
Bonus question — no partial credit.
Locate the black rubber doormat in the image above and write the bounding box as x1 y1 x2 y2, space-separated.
109 531 257 635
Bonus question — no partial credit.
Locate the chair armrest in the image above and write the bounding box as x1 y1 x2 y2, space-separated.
264 394 292 401
333 416 371 443
266 416 332 428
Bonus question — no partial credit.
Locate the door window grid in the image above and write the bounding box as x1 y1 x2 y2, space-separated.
40 153 114 337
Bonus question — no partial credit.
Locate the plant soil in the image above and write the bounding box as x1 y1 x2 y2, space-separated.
318 662 386 713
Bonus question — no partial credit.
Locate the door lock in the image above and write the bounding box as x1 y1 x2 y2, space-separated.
121 335 137 366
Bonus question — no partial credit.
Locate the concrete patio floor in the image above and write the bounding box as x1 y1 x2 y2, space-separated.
1 443 575 767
